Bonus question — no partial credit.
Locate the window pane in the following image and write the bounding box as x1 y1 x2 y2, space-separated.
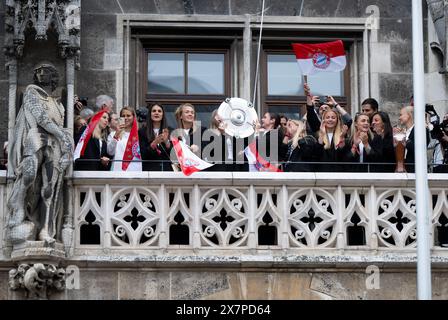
308 72 344 96
188 54 224 94
268 54 302 95
267 54 344 96
268 105 303 122
148 53 184 94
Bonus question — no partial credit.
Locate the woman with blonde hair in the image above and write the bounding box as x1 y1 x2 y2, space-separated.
107 106 142 171
341 113 383 172
74 110 111 171
173 103 206 155
314 108 347 171
283 119 317 172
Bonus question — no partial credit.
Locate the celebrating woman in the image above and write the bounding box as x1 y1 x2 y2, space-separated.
283 119 317 172
341 113 382 172
314 109 347 172
139 103 172 171
371 111 395 172
173 103 207 155
74 110 111 171
107 106 142 171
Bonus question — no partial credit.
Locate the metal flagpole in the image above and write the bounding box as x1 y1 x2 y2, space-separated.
412 0 432 300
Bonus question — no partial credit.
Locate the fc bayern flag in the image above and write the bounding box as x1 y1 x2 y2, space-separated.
292 40 346 76
244 140 283 173
171 137 214 176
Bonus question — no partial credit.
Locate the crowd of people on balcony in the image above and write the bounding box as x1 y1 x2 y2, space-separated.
1 86 447 174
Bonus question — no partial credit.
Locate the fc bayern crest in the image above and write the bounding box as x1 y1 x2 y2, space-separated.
312 52 331 69
132 142 141 159
184 158 200 168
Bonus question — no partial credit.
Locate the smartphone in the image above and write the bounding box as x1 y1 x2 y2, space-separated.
319 96 327 105
118 117 125 125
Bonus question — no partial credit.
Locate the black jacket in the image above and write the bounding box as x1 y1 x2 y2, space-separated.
314 135 346 172
405 127 430 173
341 134 383 172
139 127 173 172
370 133 396 172
74 128 111 171
283 135 317 172
202 131 248 172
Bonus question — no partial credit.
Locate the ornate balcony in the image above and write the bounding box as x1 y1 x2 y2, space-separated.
32 170 446 268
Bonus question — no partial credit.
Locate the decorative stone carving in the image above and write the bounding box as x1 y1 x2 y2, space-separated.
427 0 448 74
7 63 73 254
4 0 81 68
9 263 66 299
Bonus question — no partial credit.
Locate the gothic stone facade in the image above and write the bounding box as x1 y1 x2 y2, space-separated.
1 0 448 300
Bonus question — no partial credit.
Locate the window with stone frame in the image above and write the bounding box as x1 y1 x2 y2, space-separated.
144 41 232 130
260 43 351 121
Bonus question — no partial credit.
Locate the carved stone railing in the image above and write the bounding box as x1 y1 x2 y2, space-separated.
68 171 448 262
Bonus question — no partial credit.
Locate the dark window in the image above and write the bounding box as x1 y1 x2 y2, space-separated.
145 46 230 129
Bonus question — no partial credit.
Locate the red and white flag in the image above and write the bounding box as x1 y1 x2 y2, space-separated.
292 40 346 75
171 137 214 176
244 140 283 172
122 117 141 171
73 109 108 161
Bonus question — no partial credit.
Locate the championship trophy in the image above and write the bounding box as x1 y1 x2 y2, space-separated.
217 98 258 138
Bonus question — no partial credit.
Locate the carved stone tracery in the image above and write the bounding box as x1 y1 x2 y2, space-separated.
4 0 81 67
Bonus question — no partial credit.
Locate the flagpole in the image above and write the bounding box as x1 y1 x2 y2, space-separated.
412 0 432 300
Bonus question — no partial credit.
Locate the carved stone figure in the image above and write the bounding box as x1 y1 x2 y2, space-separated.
9 263 66 300
427 0 448 74
7 63 73 246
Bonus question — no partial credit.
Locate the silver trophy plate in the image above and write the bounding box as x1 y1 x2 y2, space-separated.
217 97 258 138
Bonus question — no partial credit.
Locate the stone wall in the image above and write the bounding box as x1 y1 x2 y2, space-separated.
2 0 447 146
1 266 448 300
0 1 7 155
74 0 417 114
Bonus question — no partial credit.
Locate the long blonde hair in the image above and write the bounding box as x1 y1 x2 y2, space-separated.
289 119 307 149
92 112 110 141
321 109 342 149
175 103 197 132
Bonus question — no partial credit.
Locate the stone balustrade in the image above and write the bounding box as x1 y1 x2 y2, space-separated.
2 170 448 266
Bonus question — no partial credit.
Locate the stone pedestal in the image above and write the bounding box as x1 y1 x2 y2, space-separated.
11 241 66 261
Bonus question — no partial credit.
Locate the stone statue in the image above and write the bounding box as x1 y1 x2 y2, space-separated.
427 0 448 74
7 62 73 246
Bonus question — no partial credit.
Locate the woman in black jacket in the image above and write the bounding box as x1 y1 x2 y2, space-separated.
314 109 347 172
371 111 395 172
340 113 383 172
74 110 111 171
283 119 317 172
139 103 173 171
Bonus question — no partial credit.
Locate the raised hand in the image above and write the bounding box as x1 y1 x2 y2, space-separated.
359 131 369 145
340 124 349 140
327 95 337 107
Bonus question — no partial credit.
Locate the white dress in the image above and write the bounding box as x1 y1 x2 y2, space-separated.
107 131 142 171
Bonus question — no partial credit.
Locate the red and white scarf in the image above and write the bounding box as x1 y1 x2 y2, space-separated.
122 117 141 171
73 110 108 161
